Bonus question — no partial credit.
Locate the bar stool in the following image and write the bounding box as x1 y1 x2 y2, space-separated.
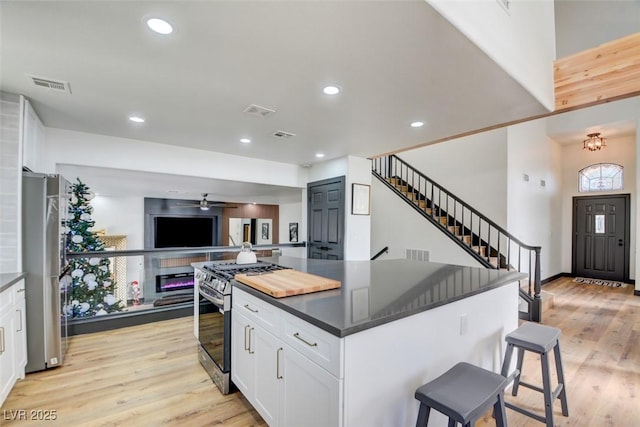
500 322 569 427
414 362 508 427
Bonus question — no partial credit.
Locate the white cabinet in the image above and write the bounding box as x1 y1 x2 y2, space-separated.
21 98 46 173
280 343 341 427
0 279 27 406
231 288 343 427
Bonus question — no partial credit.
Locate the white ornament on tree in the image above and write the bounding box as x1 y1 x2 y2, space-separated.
80 213 91 221
89 257 100 265
83 273 96 283
87 281 98 291
71 269 84 278
72 235 84 243
104 294 117 305
79 302 90 313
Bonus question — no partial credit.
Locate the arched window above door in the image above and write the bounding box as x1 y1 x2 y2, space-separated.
578 163 623 192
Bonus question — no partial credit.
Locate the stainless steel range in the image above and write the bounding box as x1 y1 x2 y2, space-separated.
195 260 289 394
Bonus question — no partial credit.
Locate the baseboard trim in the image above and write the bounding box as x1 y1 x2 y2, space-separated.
634 290 640 297
68 302 196 336
541 272 572 286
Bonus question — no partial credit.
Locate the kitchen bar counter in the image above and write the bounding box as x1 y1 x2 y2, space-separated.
228 256 526 337
0 272 26 294
219 256 524 426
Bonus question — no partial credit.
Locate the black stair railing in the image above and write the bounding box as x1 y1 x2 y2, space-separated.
372 154 542 322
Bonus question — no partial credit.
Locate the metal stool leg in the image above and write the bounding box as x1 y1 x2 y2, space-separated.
511 347 525 396
540 351 555 427
554 341 569 416
493 393 508 427
448 419 456 427
415 404 430 427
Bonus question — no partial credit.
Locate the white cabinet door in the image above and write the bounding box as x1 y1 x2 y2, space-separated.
253 326 280 427
0 308 16 405
280 346 341 427
15 290 27 376
231 311 254 397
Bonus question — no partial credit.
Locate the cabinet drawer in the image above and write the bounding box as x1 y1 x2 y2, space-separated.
232 287 280 333
282 311 343 378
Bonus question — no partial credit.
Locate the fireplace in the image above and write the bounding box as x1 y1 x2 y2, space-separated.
156 272 195 293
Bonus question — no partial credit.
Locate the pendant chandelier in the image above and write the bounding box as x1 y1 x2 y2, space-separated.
583 132 606 151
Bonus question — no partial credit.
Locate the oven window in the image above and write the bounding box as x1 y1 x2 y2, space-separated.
199 302 225 371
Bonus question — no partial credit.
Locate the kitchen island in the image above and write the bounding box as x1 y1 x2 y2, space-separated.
229 256 525 427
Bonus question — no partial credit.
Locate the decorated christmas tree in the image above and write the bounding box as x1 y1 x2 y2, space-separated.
62 178 123 318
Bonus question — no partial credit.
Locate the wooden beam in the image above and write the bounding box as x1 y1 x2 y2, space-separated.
555 32 640 111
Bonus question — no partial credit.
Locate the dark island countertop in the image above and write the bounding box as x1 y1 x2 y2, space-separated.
0 272 26 294
220 256 526 338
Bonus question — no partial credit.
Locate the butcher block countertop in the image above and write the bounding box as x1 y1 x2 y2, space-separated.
234 269 340 298
193 257 525 338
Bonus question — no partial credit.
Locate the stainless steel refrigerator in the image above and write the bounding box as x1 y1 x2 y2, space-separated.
22 172 70 372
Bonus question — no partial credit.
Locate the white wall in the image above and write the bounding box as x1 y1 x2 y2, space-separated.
371 177 483 268
44 128 308 188
428 0 556 111
278 201 305 258
636 111 640 293
397 128 509 227
560 135 637 280
0 92 22 273
507 119 563 280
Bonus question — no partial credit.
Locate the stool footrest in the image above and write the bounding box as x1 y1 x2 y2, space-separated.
505 401 546 424
517 380 544 394
552 383 564 401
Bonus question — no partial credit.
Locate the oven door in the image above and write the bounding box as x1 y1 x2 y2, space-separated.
198 289 230 374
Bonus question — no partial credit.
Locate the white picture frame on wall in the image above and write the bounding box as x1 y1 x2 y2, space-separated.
352 183 370 215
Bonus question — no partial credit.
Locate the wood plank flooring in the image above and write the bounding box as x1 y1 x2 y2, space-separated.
2 276 638 426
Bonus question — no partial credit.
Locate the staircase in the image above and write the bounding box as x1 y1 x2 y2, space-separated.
372 155 543 322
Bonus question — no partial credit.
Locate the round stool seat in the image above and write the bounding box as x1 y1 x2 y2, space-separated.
415 362 508 426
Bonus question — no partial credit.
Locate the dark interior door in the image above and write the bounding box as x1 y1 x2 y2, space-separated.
573 195 629 281
307 176 345 260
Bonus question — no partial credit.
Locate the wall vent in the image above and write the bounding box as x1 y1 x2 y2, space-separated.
272 130 296 139
29 75 72 94
243 104 276 118
406 249 430 262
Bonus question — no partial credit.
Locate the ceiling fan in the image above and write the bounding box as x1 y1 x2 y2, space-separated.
175 193 236 210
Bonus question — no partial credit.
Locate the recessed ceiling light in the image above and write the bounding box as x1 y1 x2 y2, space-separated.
147 18 173 35
323 85 341 95
129 116 145 123
240 138 251 144
315 153 325 158
410 121 424 128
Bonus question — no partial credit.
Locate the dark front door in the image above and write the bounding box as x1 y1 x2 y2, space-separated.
573 194 629 281
307 176 345 260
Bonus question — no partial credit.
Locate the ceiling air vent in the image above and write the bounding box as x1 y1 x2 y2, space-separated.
243 104 276 118
272 130 296 139
29 75 72 94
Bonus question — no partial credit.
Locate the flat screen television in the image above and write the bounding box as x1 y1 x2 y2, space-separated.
154 216 214 248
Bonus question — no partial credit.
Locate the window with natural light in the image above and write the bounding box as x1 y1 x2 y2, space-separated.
578 163 623 192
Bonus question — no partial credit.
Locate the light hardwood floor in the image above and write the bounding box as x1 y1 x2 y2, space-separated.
2 277 638 426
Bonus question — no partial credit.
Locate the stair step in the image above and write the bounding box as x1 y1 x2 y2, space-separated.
437 216 448 226
472 245 487 256
413 199 427 209
488 257 499 268
403 192 421 201
448 225 460 234
457 235 472 245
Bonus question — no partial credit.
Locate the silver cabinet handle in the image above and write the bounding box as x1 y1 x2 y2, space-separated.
248 327 255 354
293 332 318 347
16 309 23 332
0 327 4 354
244 304 258 313
244 325 251 351
17 288 25 293
276 347 283 379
